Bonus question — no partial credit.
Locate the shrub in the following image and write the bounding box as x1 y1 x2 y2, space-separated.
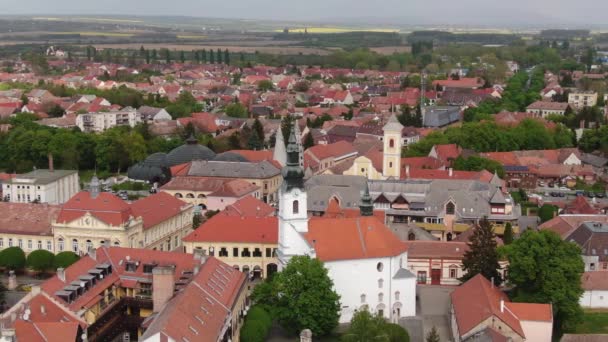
26 250 55 272
385 323 410 342
240 306 272 342
0 247 26 270
53 251 80 269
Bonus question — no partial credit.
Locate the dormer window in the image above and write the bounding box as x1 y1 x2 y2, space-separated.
446 202 455 215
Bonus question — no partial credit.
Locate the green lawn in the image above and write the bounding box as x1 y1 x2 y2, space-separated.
574 311 608 334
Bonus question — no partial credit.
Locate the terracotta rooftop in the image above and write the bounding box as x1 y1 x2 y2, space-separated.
0 202 61 236
582 271 608 291
404 241 469 259
183 215 278 244
130 192 190 230
221 195 275 218
306 216 407 262
56 191 132 227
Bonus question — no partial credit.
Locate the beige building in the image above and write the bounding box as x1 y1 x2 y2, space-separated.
52 182 194 255
568 90 598 109
183 214 279 279
0 202 60 254
2 168 79 205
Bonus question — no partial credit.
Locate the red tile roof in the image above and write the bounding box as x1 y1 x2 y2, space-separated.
221 195 275 218
131 192 190 230
404 241 469 259
0 202 60 235
451 274 525 338
582 271 608 291
507 302 553 322
183 215 278 244
142 257 246 342
306 216 407 262
305 140 358 161
433 77 484 89
14 321 80 342
56 192 132 227
230 149 274 163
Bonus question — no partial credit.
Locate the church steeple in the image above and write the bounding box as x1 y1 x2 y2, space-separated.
273 128 287 167
359 182 374 217
281 126 304 191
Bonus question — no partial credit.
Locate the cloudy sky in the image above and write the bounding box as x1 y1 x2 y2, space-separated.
1 0 606 27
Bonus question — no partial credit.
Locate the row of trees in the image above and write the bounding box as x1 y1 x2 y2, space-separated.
460 218 584 334
86 45 234 65
0 247 80 272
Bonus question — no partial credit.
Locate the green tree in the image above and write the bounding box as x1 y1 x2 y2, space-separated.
303 132 315 150
201 49 207 63
145 50 151 64
247 131 263 150
252 118 264 143
26 250 55 272
225 103 248 118
228 132 241 149
217 48 223 64
163 49 171 64
252 256 340 336
460 217 502 286
180 50 186 64
503 230 584 332
426 326 440 342
192 213 202 229
503 222 514 245
0 247 26 270
257 80 274 92
224 49 230 65
240 306 272 342
342 310 390 342
538 204 557 223
53 251 80 269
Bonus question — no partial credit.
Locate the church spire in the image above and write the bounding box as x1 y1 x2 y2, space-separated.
273 128 287 167
90 172 100 199
281 125 304 191
359 182 374 217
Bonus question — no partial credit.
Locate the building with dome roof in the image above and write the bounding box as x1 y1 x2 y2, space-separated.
213 151 249 163
165 136 216 167
128 137 216 185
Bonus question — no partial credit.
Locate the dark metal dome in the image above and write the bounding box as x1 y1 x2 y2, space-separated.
166 136 216 166
144 153 168 168
127 163 171 184
213 152 249 162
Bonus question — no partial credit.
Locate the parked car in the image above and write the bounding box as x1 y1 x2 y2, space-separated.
596 192 606 198
558 192 566 197
550 192 559 197
559 186 570 191
586 191 596 198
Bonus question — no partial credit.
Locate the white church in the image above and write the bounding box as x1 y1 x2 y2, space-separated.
276 127 416 323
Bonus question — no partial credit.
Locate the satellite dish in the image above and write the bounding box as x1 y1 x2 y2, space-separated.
23 313 29 321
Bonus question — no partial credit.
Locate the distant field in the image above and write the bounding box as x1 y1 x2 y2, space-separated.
280 27 399 34
85 43 334 55
371 46 412 54
177 35 208 39
33 17 143 23
59 31 135 37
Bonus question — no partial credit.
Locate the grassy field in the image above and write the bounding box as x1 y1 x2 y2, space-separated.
280 27 399 34
177 35 208 39
574 311 608 334
56 31 135 37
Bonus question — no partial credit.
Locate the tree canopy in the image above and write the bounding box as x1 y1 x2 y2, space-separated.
342 309 409 342
502 229 584 332
53 251 80 269
0 247 26 270
460 218 503 286
251 255 340 336
26 250 55 272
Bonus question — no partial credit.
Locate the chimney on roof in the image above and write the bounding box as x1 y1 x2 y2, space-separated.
57 268 66 282
500 299 505 313
40 304 46 315
448 168 453 177
152 266 176 313
48 153 54 172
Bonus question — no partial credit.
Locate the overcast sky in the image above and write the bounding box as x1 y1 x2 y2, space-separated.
2 0 607 27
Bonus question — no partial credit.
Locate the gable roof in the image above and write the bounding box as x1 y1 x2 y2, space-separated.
451 274 525 338
0 202 60 236
582 271 608 291
222 195 275 217
130 192 189 230
13 321 80 342
141 257 246 342
56 192 133 227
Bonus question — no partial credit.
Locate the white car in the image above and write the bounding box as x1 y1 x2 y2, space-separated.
559 187 570 191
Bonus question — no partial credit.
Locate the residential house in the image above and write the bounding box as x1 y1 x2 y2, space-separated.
580 271 608 309
450 274 553 342
304 140 358 175
526 101 569 118
137 106 172 122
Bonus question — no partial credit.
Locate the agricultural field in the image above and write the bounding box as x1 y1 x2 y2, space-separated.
280 27 399 34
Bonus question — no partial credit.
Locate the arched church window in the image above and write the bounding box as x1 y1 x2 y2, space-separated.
389 139 395 148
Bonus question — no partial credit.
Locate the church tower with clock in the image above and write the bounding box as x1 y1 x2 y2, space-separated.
277 126 311 269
